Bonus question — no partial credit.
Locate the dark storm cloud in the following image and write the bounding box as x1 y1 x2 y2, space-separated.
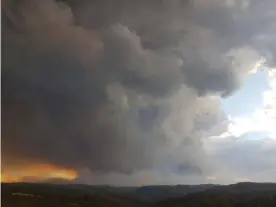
2 0 276 181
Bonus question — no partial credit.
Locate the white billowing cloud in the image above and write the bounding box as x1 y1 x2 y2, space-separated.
212 67 276 140
226 47 263 75
264 70 276 119
219 111 275 139
203 67 276 182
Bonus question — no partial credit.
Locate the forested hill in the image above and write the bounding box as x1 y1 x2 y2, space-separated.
2 182 276 207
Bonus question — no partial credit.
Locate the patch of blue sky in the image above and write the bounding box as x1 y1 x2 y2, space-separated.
221 71 270 117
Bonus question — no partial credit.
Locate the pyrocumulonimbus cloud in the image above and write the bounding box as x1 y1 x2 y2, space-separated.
2 0 276 184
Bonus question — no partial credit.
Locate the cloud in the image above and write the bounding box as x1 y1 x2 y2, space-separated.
205 136 276 182
76 169 215 186
205 68 276 182
213 69 276 139
2 0 276 184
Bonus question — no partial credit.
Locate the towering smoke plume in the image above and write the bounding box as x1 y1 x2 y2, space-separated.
2 0 276 184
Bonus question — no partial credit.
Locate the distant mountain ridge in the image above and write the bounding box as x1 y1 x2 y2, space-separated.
156 182 276 207
2 182 218 202
133 184 217 202
2 182 276 206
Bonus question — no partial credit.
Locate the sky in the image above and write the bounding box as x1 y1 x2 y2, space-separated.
222 71 269 117
203 69 276 184
2 0 276 186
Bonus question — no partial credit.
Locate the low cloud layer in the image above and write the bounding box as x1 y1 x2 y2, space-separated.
2 0 276 184
204 135 276 183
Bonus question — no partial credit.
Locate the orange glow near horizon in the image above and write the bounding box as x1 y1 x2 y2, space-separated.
1 164 78 183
